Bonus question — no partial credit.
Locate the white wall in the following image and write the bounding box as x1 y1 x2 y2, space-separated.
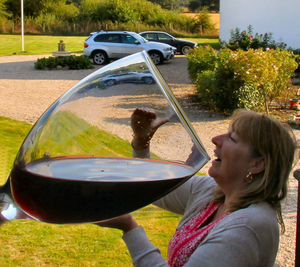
220 0 300 49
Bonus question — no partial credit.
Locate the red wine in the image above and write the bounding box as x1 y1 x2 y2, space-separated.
10 157 195 224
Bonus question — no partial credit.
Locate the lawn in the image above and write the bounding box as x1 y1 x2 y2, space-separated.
0 35 87 56
0 116 182 266
0 34 220 56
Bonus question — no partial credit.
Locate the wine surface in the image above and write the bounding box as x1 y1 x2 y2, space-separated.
10 157 195 224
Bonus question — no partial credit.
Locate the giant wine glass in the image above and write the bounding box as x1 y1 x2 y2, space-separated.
0 51 210 224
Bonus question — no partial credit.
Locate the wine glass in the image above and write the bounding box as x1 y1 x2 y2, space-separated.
0 51 210 224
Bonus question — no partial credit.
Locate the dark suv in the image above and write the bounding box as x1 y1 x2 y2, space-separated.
139 31 198 55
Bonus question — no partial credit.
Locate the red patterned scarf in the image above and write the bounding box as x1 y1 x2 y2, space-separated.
168 202 228 267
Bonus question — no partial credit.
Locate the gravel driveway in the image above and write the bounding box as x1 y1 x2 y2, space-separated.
0 54 299 266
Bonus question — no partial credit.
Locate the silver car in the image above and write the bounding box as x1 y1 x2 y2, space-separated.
83 31 176 65
101 71 155 86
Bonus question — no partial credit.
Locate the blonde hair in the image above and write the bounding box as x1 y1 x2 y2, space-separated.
214 109 297 233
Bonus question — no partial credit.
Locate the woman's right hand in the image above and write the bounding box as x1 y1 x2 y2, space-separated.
131 108 169 150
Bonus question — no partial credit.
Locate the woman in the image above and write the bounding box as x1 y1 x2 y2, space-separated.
97 108 296 267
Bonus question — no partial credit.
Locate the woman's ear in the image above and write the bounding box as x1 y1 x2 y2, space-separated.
249 156 265 175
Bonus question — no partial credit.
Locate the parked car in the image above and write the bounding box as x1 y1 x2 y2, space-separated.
139 31 198 55
83 31 176 65
101 71 155 86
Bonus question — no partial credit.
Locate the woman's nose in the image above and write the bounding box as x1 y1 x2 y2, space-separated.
212 134 225 146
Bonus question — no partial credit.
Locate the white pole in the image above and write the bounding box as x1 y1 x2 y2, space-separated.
21 0 24 51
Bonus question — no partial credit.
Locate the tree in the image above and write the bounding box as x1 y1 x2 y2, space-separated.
4 0 49 19
0 0 11 18
188 0 201 11
187 0 219 12
148 0 182 10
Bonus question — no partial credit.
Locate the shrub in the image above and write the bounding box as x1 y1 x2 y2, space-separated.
34 55 94 70
2 0 213 36
292 48 300 75
187 45 218 82
0 17 14 33
228 49 298 113
187 47 298 114
221 25 287 51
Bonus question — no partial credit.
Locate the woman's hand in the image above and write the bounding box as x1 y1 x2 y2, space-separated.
95 214 139 233
131 108 169 150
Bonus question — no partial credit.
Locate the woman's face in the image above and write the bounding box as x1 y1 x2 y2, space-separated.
208 129 255 190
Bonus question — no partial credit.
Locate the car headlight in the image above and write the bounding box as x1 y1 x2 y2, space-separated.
163 47 171 51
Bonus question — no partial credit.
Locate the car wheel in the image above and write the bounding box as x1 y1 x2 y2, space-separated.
105 79 116 86
149 51 163 65
142 77 154 84
92 51 107 65
181 46 192 55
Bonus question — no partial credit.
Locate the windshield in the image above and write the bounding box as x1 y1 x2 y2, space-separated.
131 32 147 43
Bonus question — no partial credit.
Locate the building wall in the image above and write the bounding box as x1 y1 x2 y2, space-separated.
219 0 300 49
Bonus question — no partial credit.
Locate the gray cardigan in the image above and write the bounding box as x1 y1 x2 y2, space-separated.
122 175 279 267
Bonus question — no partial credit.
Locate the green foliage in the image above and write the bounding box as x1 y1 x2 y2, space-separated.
221 25 287 51
44 1 79 22
5 0 48 19
0 117 32 185
96 0 139 23
34 55 93 70
148 0 182 10
1 0 216 36
194 7 216 35
188 0 201 12
228 49 298 113
187 46 298 114
0 0 11 18
188 0 219 12
292 48 300 74
187 45 218 81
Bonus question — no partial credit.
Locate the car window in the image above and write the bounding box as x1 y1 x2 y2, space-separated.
94 34 121 43
121 34 137 44
158 33 172 41
107 34 121 43
143 33 157 41
94 34 108 42
131 32 147 43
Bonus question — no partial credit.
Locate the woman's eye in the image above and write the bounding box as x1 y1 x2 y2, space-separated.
229 134 236 142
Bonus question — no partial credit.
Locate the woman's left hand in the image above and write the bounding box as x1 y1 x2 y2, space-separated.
95 214 139 233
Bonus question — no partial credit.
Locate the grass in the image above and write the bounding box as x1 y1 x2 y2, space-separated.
186 37 220 49
0 117 32 185
0 116 182 266
0 34 220 56
0 35 87 56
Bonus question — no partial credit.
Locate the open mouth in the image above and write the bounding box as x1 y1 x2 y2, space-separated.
214 153 221 162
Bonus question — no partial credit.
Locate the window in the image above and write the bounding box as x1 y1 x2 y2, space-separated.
121 34 137 44
144 33 157 41
94 34 108 42
107 34 121 43
158 33 172 41
94 34 121 43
